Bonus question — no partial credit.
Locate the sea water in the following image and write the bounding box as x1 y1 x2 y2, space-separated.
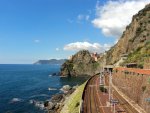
0 64 87 113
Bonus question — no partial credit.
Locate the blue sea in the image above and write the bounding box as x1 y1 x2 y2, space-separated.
0 64 87 113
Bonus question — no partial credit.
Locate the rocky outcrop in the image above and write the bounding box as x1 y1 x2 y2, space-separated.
61 50 100 77
44 85 77 113
105 4 150 67
61 4 150 76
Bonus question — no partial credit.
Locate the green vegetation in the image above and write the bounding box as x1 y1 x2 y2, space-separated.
148 77 150 84
60 82 87 113
142 86 147 92
146 40 150 46
78 62 84 69
61 50 101 76
123 41 150 68
136 27 143 36
67 62 74 71
92 62 99 71
99 85 107 93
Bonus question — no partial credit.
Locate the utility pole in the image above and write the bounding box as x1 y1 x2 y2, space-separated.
113 103 115 113
103 73 105 86
109 70 112 102
102 58 104 85
112 90 115 113
100 72 102 85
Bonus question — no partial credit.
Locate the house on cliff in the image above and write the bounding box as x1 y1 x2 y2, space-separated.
91 52 98 61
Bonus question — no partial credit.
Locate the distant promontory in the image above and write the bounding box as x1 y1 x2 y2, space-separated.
34 59 66 65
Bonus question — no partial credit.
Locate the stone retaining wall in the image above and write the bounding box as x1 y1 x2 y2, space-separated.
113 67 150 113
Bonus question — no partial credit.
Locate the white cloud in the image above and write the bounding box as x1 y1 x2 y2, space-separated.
34 39 40 43
56 48 60 51
67 14 90 24
77 14 90 21
64 41 111 53
92 0 150 38
114 39 119 44
78 14 84 20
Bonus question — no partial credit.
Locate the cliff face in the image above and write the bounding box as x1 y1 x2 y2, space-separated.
61 4 150 76
106 4 150 67
61 50 100 76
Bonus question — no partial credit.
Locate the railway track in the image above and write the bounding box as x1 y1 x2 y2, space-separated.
82 75 100 113
112 89 138 113
81 74 140 113
105 74 139 113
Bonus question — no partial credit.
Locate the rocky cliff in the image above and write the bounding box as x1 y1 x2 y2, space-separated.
61 50 100 76
106 4 150 68
61 4 150 76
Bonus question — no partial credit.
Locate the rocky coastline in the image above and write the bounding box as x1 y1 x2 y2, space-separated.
44 85 77 113
45 3 150 113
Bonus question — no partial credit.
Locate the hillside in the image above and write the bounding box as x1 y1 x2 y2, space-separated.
61 4 150 76
61 50 100 76
105 4 150 68
34 59 66 65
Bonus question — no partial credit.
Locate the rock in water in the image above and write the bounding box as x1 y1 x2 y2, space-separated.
47 102 55 110
51 94 64 103
60 85 71 93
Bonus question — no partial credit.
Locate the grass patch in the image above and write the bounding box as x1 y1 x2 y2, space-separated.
122 42 150 68
100 85 107 93
60 82 87 113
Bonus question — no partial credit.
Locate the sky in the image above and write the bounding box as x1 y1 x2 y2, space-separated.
0 0 149 64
